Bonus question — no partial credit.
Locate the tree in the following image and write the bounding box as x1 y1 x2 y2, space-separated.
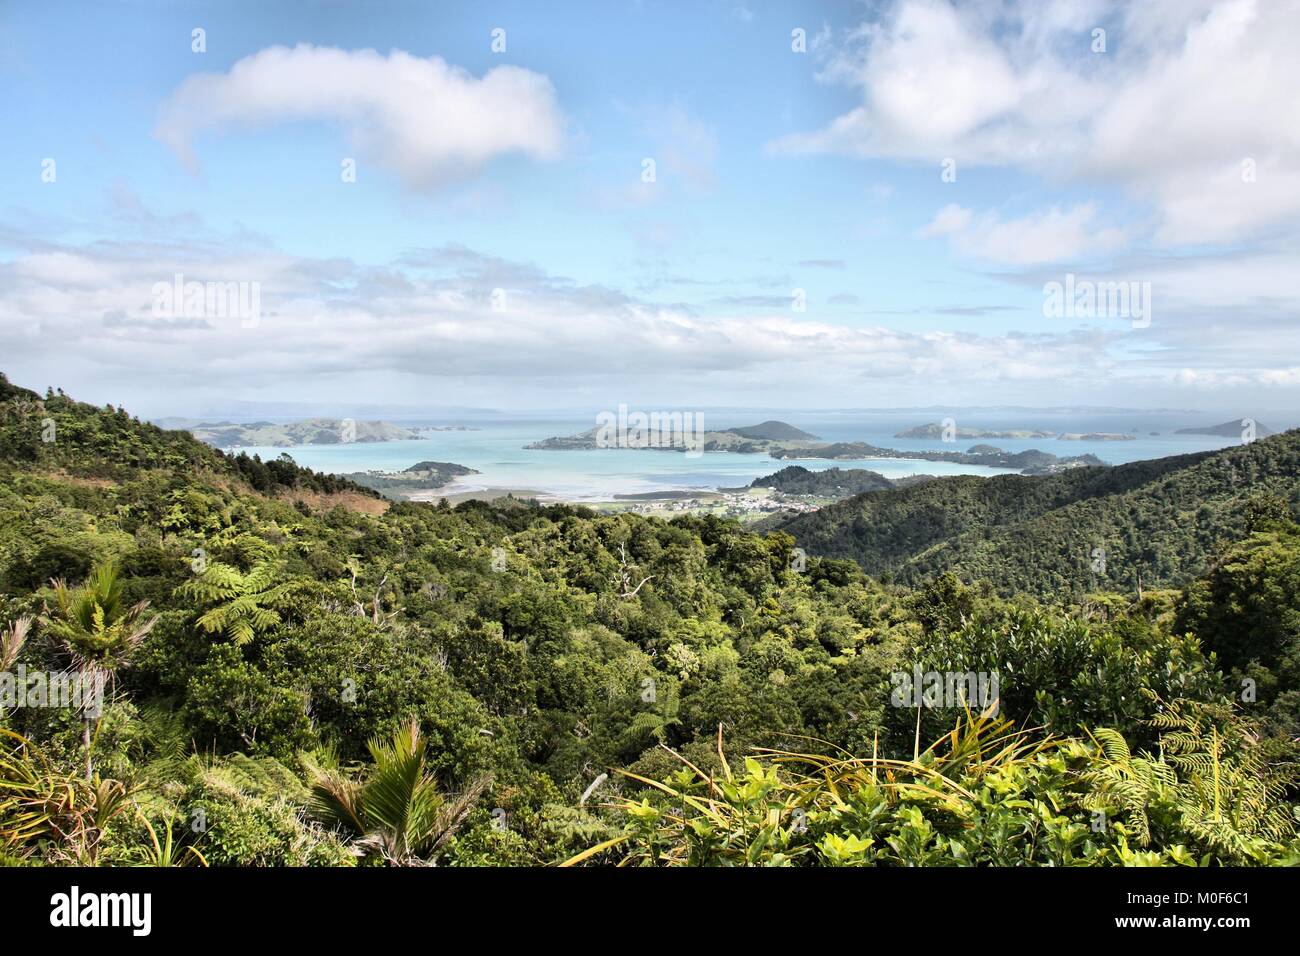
42 562 156 780
178 559 295 646
308 718 489 866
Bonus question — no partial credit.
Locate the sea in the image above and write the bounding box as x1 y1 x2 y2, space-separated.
228 410 1288 502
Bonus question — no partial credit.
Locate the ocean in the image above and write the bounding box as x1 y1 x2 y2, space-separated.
226 409 1273 502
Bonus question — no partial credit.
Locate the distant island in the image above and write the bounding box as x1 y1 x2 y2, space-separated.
171 418 423 448
337 461 479 500
769 442 1105 475
526 419 821 455
1176 419 1275 438
530 420 1106 476
1057 432 1136 441
895 421 1133 441
895 423 1056 440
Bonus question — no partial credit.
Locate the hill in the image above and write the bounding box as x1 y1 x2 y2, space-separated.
747 465 894 496
0 372 381 506
774 432 1300 596
727 420 820 441
337 461 479 500
1176 419 1275 438
183 418 422 448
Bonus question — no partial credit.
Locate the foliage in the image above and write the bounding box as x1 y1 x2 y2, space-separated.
0 729 133 865
308 719 489 865
1 371 1298 867
573 706 1299 867
41 561 156 779
178 559 296 646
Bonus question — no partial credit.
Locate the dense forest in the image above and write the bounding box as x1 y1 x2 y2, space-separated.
773 437 1300 598
1 371 1298 866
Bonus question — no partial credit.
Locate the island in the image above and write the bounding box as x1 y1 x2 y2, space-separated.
735 465 896 496
529 420 1107 476
895 423 1056 439
526 419 822 455
768 442 1105 475
1057 432 1136 441
335 461 480 501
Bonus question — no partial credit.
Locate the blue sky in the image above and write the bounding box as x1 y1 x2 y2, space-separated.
1 0 1298 415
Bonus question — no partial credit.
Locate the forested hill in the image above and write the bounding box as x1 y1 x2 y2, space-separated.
0 371 379 503
774 431 1300 597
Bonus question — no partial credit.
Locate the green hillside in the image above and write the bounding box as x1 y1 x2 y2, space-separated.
775 433 1300 596
747 465 895 496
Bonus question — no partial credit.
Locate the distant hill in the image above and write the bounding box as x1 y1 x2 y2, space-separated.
728 421 820 441
1057 432 1136 441
338 460 479 500
895 423 1055 440
773 430 1300 597
182 418 422 448
525 422 822 454
770 442 1104 475
526 419 820 453
403 460 471 475
1176 419 1274 438
748 465 894 496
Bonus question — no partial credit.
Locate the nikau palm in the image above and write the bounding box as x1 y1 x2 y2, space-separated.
179 559 294 646
42 562 156 780
309 718 489 866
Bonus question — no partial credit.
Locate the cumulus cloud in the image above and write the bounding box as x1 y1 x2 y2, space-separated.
155 45 566 191
773 0 1300 245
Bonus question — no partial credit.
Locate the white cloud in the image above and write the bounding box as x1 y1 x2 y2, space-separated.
918 204 973 238
919 203 1126 265
155 45 566 191
774 0 1300 245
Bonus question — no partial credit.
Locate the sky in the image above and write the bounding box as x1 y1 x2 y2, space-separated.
1 0 1298 417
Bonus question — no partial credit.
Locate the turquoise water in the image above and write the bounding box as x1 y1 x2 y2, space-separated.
233 412 1262 501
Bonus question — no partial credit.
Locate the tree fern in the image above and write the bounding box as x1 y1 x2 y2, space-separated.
177 559 295 646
